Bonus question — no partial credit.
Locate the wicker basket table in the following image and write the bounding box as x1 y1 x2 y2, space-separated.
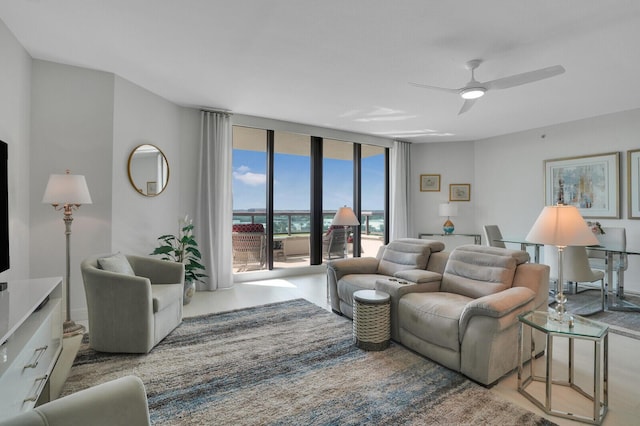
353 289 391 351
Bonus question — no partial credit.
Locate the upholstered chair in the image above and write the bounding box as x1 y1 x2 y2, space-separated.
0 376 150 426
81 253 184 353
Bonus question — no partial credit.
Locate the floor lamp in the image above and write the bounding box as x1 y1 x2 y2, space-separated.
42 170 92 336
525 204 598 323
331 206 360 259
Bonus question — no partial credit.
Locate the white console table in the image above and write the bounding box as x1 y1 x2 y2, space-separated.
0 277 63 421
418 233 482 251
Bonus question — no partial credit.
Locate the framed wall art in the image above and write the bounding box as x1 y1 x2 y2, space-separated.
420 174 440 192
449 184 470 201
628 149 640 219
544 152 619 218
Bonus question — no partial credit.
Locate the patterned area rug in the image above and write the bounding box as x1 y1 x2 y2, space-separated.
62 299 555 425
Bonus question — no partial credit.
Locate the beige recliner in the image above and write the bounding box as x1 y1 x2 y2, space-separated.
81 253 184 353
327 238 448 319
0 375 150 426
394 245 549 385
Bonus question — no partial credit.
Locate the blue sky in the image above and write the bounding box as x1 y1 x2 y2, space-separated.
232 150 385 211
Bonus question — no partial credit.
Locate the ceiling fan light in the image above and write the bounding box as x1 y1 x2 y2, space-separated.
460 87 485 100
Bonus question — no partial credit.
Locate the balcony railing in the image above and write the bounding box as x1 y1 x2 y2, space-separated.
232 210 384 236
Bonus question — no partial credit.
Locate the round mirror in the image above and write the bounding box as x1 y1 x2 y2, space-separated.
127 144 170 196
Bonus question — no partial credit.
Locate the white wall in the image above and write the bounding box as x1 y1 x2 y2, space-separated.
411 140 475 235
411 107 640 294
27 64 200 321
112 76 199 256
29 60 115 321
0 20 31 281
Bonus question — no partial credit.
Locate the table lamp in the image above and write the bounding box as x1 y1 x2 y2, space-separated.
439 202 458 234
525 204 598 323
43 170 92 336
331 206 360 258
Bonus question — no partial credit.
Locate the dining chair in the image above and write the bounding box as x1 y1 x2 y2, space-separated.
483 225 506 248
544 245 606 314
587 227 627 295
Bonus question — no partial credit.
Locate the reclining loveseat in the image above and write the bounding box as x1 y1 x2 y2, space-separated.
327 238 447 318
328 242 549 386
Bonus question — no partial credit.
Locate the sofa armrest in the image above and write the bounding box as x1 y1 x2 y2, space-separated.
327 257 380 278
459 287 536 337
327 257 380 312
375 278 440 341
512 263 550 310
0 376 150 426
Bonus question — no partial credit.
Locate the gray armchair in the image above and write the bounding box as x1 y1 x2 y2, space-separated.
0 376 150 426
81 253 184 353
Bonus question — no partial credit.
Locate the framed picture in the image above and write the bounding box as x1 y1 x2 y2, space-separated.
449 184 470 201
420 174 440 192
544 152 619 218
628 149 640 219
147 181 158 195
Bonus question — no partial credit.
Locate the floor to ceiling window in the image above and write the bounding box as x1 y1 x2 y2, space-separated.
360 145 386 256
232 125 387 273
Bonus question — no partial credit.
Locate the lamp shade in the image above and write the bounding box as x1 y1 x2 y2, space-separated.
42 172 92 205
525 205 598 247
438 203 458 217
331 206 360 226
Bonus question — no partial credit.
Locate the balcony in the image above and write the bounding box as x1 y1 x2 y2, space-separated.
232 211 385 272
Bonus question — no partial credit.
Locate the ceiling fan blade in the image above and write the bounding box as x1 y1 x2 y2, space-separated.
484 65 565 90
458 99 477 115
409 82 459 94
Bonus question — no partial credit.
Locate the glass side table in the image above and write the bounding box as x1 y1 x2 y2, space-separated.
518 311 608 425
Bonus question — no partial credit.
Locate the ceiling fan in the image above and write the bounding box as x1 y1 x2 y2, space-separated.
409 59 565 115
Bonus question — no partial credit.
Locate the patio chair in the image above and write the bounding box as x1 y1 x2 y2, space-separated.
323 226 348 259
232 224 267 271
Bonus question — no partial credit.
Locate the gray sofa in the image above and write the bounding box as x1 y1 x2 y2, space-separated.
0 376 150 426
327 238 448 319
81 253 184 353
328 243 550 386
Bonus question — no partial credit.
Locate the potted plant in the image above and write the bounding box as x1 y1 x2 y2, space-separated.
150 215 207 304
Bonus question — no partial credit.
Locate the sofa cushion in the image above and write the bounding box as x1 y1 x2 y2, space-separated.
97 252 135 276
440 245 529 299
399 292 472 352
337 274 381 308
377 238 445 276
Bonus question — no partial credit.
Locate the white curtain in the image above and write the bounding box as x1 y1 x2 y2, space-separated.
196 111 233 290
389 140 413 240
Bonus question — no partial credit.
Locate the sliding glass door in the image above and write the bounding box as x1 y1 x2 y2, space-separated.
232 125 387 273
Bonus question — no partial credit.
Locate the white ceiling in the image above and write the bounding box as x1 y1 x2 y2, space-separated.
2 0 640 143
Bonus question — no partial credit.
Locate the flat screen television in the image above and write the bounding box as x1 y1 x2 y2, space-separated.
0 140 8 273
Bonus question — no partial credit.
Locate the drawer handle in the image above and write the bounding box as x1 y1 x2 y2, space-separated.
23 345 48 369
23 375 48 403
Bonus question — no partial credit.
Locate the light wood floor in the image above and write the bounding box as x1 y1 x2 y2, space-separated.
185 273 640 426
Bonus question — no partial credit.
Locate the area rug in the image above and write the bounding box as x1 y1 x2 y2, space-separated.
61 299 555 425
549 290 640 340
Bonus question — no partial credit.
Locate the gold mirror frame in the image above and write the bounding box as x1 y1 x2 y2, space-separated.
127 144 170 197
